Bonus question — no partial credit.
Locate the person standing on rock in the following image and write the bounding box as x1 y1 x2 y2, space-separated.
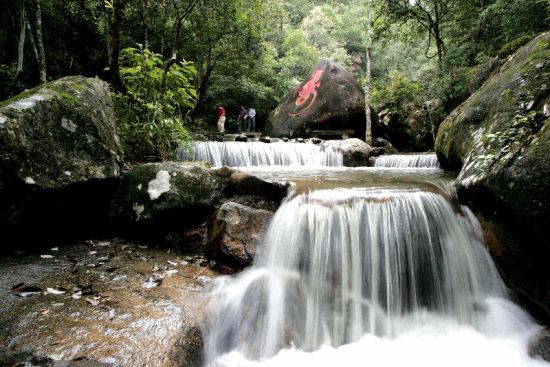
247 107 256 132
238 106 248 133
217 106 226 133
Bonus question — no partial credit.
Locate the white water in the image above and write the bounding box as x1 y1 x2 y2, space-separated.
204 188 546 367
187 141 343 167
373 154 440 168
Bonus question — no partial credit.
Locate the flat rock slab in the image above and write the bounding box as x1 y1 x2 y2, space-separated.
0 240 217 367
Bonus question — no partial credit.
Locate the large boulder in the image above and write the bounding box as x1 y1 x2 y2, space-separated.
110 163 228 250
265 59 365 138
110 164 289 253
321 138 373 167
435 32 550 316
0 76 123 247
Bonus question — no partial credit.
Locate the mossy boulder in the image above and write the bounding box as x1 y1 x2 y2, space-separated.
111 163 228 224
110 163 288 253
0 76 123 247
435 32 550 316
0 76 122 188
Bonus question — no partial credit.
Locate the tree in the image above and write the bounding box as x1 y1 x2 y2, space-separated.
387 0 451 63
365 0 373 144
108 0 127 93
34 0 46 83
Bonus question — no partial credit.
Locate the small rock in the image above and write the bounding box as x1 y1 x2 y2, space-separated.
215 166 235 177
235 134 248 142
259 136 272 143
219 265 235 274
528 328 550 362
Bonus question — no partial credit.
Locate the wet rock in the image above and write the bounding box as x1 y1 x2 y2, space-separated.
208 202 273 268
435 32 550 317
0 240 215 367
372 137 398 154
0 76 123 249
265 59 366 138
214 166 235 177
229 171 289 201
371 147 385 157
259 136 272 143
528 328 550 362
235 134 248 142
321 138 373 167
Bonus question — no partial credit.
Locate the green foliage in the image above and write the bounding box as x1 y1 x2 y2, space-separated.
113 45 196 161
372 70 420 110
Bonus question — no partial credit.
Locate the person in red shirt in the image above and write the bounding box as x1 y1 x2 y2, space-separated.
217 106 226 133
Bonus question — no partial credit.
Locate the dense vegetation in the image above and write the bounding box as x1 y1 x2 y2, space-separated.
1 0 547 160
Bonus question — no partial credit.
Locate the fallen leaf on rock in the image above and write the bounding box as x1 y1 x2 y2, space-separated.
164 270 178 277
46 287 66 295
112 275 127 282
41 309 50 315
141 276 163 289
11 283 43 297
48 353 64 361
86 297 100 306
167 260 178 266
40 254 54 259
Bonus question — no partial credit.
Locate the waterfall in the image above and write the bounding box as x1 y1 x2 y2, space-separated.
181 142 344 167
204 188 544 367
373 154 440 168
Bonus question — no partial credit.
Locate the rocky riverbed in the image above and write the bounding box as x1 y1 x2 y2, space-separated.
0 239 216 367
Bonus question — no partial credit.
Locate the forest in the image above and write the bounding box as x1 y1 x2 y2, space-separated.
0 0 548 159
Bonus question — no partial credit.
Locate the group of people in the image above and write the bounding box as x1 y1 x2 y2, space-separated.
238 106 256 133
216 106 256 133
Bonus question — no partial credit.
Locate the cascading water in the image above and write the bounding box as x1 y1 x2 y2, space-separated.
183 141 343 167
373 153 440 168
204 188 546 367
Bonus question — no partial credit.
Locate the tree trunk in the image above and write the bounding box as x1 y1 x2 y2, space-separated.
105 5 112 66
109 0 126 93
16 0 26 76
364 0 373 145
142 0 149 49
160 0 167 55
192 60 215 121
35 0 47 84
24 9 39 64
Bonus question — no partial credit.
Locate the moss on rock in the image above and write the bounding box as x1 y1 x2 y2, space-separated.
435 32 550 316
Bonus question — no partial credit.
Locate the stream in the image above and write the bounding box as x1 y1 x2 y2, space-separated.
195 143 547 367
